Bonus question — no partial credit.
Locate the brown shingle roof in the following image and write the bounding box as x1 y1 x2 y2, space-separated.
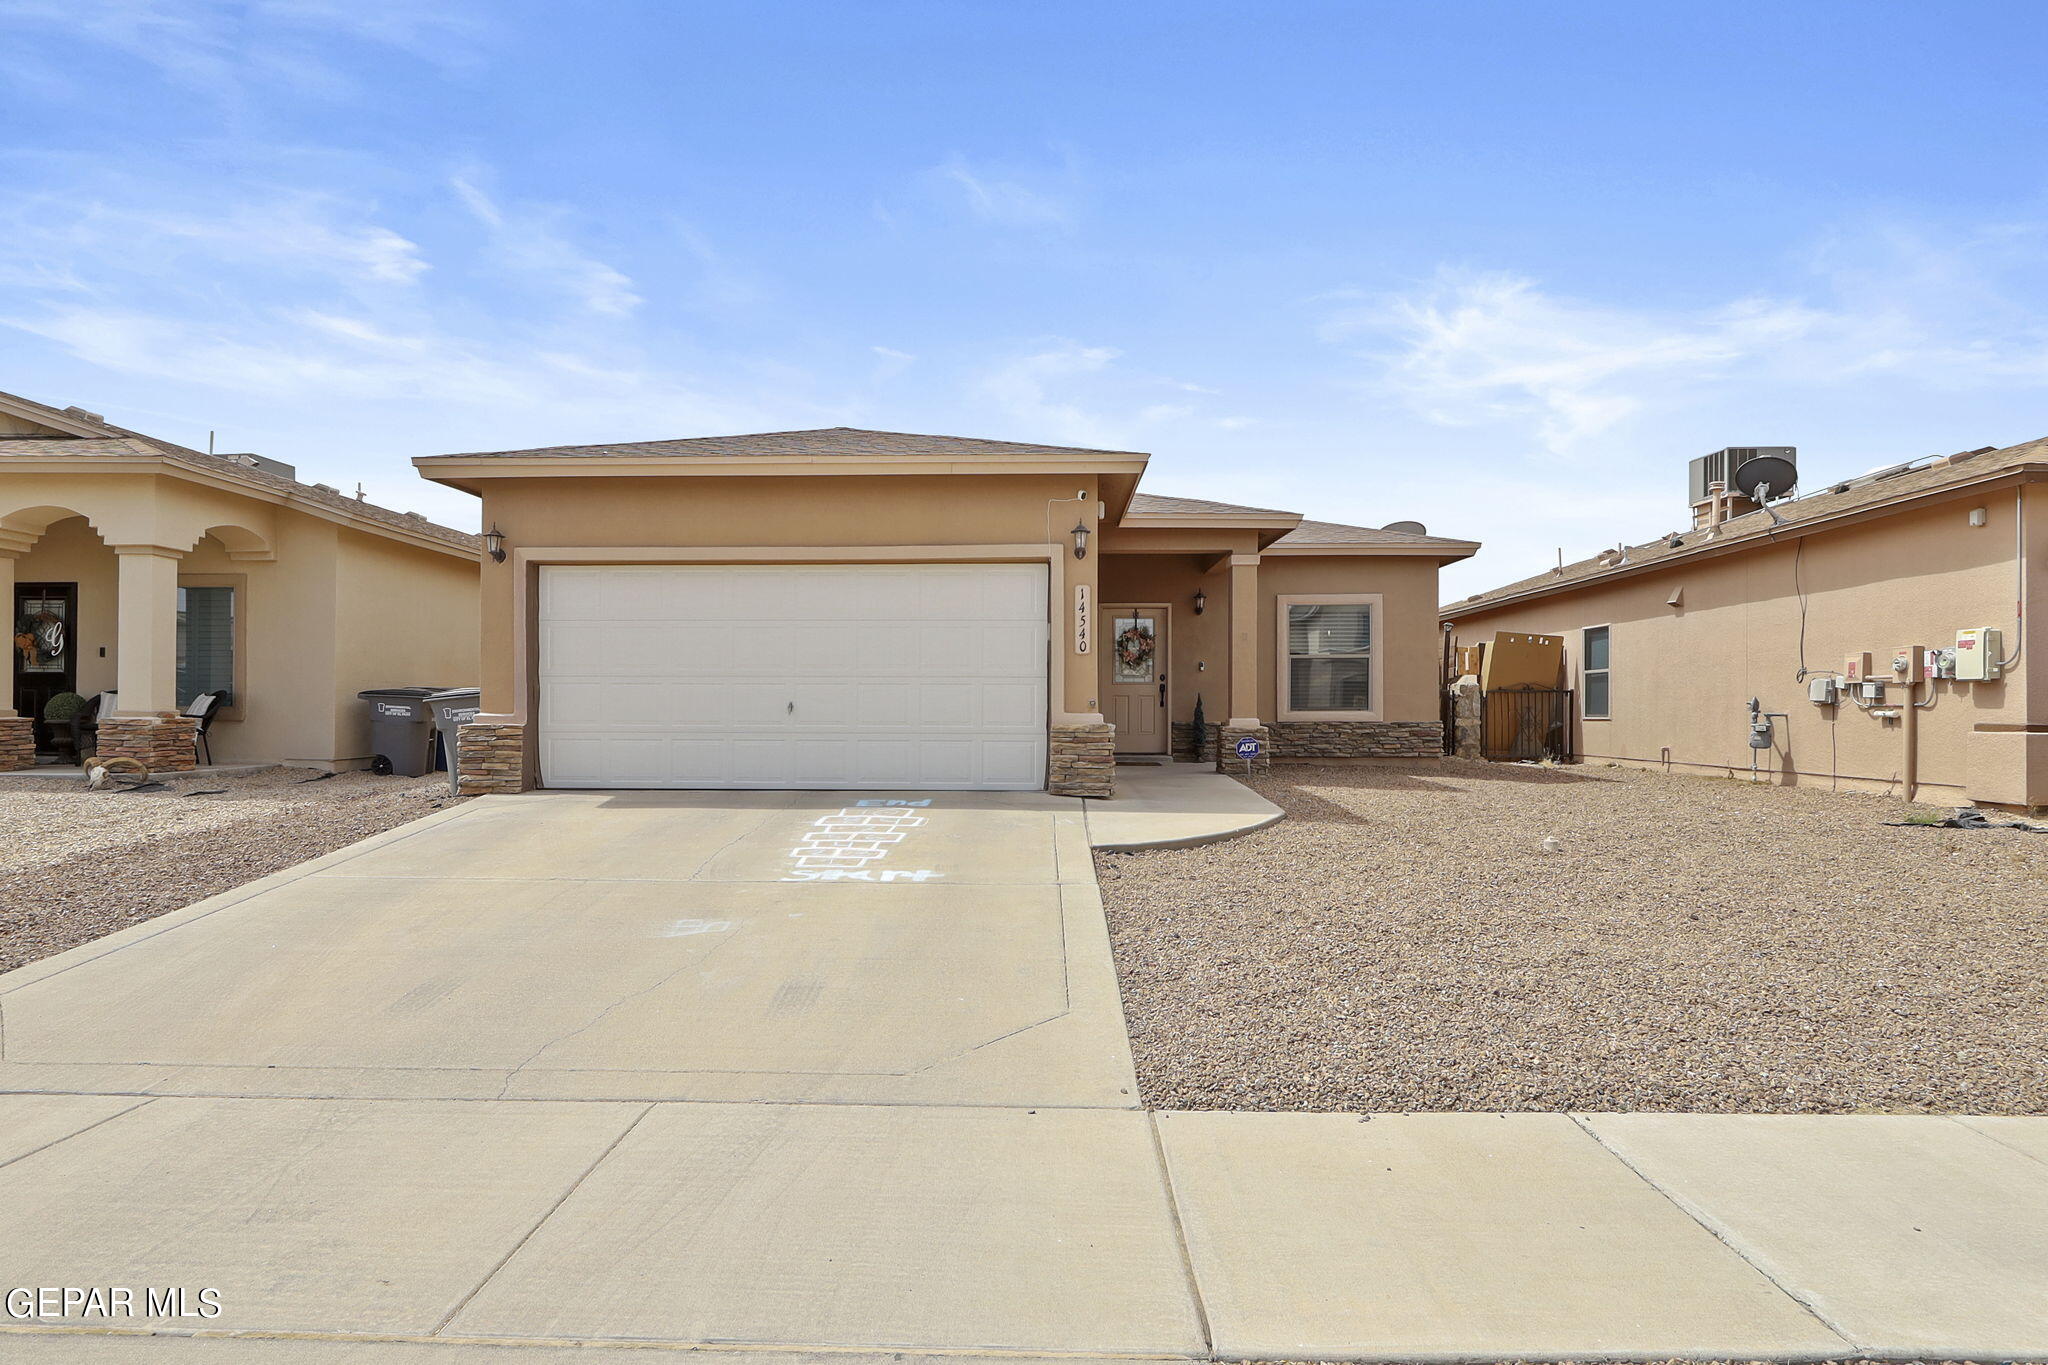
424 426 1148 462
1274 517 1479 552
1126 492 1297 517
1444 436 2048 615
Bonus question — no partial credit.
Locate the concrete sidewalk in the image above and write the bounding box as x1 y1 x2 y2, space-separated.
1 788 2044 1360
1086 762 1282 850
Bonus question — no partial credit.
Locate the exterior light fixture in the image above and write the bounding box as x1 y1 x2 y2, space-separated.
1193 589 1207 615
483 523 507 563
1070 521 1090 560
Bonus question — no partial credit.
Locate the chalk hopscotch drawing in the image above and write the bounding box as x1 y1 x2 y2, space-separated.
783 800 943 882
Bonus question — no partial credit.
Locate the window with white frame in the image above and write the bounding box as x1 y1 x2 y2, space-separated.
1283 597 1376 715
1581 625 1611 719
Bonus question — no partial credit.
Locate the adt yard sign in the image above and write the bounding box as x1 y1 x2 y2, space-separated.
1234 735 1262 760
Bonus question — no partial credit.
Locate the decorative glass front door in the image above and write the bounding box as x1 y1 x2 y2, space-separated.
1104 607 1167 753
13 582 78 753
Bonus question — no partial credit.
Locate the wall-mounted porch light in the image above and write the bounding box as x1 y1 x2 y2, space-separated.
1193 589 1207 615
483 523 507 563
1070 521 1090 560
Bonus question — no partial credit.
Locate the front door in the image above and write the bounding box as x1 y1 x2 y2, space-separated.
1105 606 1167 754
13 582 78 752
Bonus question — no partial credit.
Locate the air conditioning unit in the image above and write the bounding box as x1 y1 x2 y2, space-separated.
1690 447 1797 505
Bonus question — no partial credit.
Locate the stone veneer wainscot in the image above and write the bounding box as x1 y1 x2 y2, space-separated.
0 716 35 772
1047 722 1114 798
1179 719 1442 761
457 721 529 794
94 715 198 772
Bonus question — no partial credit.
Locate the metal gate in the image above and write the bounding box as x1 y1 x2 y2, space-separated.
1480 687 1573 762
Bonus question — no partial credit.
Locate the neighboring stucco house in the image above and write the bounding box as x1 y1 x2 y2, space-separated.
415 428 1476 796
2 390 481 773
1443 438 2047 810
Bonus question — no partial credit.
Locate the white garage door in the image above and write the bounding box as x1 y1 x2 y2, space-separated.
539 564 1049 790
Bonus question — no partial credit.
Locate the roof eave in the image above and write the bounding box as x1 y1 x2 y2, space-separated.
1 451 480 562
1269 539 1480 562
415 451 1151 479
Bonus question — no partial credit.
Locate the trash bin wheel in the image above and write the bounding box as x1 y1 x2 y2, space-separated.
369 755 393 776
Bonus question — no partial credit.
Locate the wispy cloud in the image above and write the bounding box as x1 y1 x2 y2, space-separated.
0 0 481 101
976 340 1247 448
451 175 641 317
1333 270 1820 455
1339 228 2048 464
930 154 1076 230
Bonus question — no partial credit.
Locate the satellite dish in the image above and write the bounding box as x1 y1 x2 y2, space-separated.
1381 520 1428 535
1732 454 1797 502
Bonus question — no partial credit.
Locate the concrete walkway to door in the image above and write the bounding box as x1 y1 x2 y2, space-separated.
0 785 2045 1361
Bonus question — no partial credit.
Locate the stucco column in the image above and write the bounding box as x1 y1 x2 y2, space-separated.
0 549 29 771
1227 553 1261 727
0 549 17 719
113 545 183 715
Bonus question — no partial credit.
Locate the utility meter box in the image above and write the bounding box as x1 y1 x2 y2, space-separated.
1808 676 1839 705
1955 628 2004 681
1844 651 1873 682
1858 679 1887 701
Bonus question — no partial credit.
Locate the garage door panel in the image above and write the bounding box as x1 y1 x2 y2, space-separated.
541 681 607 727
607 570 696 620
917 685 978 729
915 741 973 786
980 569 1046 617
540 565 1047 790
788 682 853 725
726 572 798 620
653 740 714 783
726 687 794 726
541 568 606 618
853 684 913 727
982 683 1043 728
981 740 1044 787
917 570 983 618
853 740 918 784
982 623 1043 674
731 739 791 785
541 623 610 677
855 625 920 675
730 624 793 674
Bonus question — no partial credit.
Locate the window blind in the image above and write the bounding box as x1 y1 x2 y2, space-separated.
177 585 234 706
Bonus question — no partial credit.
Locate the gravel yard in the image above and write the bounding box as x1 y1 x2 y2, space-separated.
0 767 463 973
1099 759 2048 1114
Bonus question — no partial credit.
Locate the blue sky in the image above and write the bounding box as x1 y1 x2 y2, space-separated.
4 1 2046 596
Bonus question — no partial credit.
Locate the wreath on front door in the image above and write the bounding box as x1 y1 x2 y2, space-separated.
14 610 64 668
1114 622 1154 671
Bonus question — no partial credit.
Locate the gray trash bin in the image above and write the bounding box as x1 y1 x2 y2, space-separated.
426 687 483 795
356 686 449 777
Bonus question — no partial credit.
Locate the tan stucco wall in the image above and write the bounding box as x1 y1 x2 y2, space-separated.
7 471 478 767
473 473 1103 720
333 529 480 763
1096 551 1449 728
1445 485 2041 805
1097 554 1231 726
1259 555 1446 723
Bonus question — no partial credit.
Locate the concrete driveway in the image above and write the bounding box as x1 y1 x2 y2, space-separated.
0 790 1135 1107
2 779 2044 1361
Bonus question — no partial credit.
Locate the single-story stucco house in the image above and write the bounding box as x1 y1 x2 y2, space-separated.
1 389 481 773
1443 438 2046 810
415 427 1477 797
